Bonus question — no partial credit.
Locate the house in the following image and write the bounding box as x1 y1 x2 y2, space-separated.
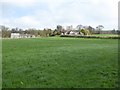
66 30 80 35
69 31 79 35
11 33 20 38
69 31 74 35
61 30 85 36
11 33 35 38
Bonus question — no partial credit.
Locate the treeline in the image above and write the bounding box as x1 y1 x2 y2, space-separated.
0 26 56 38
0 25 120 38
0 26 63 38
0 25 68 38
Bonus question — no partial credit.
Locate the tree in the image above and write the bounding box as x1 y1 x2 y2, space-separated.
57 25 63 31
11 27 19 33
61 28 65 35
11 28 16 33
56 25 63 35
19 29 24 34
27 28 39 36
80 29 91 35
76 25 83 31
116 30 120 34
1 25 11 38
66 25 73 31
53 29 60 35
96 25 104 34
87 26 95 34
47 29 53 36
111 29 116 34
43 28 52 37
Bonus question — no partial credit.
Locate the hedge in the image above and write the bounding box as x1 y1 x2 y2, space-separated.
60 35 120 39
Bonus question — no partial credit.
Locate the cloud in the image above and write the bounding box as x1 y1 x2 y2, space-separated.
1 0 38 7
0 0 119 30
2 16 41 29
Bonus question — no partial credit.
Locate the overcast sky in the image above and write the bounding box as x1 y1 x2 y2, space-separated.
0 0 119 30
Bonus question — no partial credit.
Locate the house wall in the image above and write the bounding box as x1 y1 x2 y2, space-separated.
11 33 20 38
11 33 35 38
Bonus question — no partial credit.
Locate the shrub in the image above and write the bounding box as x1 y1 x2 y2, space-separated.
80 29 91 35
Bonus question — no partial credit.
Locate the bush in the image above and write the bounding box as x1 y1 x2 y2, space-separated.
80 29 91 35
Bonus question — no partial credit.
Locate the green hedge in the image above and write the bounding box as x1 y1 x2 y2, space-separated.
60 35 120 39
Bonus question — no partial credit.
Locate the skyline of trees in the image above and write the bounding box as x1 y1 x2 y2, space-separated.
0 25 119 38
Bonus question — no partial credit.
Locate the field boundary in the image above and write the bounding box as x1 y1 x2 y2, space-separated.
60 35 120 39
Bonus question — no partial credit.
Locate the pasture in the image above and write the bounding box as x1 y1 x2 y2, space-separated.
2 37 118 88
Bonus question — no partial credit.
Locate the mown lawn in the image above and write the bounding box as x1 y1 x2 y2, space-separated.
2 37 118 88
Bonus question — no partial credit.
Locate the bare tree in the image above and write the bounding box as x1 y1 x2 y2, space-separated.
76 25 83 31
1 25 11 38
96 25 104 34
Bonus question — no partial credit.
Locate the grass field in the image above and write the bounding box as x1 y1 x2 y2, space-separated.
2 37 118 88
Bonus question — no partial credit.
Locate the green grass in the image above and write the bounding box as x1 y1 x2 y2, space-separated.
2 37 118 88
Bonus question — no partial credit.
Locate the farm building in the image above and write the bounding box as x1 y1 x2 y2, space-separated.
11 33 35 38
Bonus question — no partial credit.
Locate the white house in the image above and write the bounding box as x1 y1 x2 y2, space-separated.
11 33 35 38
69 31 74 35
11 33 20 38
69 31 79 35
